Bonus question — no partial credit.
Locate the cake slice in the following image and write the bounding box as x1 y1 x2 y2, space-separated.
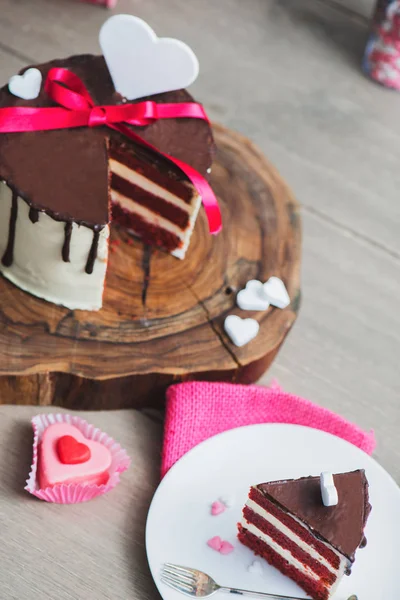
238 470 371 600
109 140 201 259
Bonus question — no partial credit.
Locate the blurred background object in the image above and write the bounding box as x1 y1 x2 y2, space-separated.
364 0 400 88
81 0 117 8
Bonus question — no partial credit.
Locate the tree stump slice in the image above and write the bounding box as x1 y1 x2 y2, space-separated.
0 124 301 409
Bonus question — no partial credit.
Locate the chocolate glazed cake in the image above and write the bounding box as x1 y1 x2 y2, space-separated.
238 470 371 600
0 55 214 310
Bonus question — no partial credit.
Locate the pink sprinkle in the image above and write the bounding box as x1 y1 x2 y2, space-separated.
211 501 226 516
220 541 234 555
207 536 222 551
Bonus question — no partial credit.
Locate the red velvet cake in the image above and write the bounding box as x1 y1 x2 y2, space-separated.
238 470 371 600
0 52 214 309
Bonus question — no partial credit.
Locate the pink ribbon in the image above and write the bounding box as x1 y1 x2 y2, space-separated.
0 67 222 234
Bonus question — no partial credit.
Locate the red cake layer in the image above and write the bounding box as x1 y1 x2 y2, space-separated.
111 173 190 229
242 506 336 586
111 202 182 252
110 143 194 203
238 524 329 600
250 487 340 569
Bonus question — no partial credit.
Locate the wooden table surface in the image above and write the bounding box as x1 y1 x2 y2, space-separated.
0 0 398 479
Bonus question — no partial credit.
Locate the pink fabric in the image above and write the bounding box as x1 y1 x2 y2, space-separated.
162 381 376 477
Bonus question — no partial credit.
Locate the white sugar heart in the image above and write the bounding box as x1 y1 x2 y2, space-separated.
99 15 199 100
219 494 234 508
224 315 259 347
263 276 290 309
237 280 270 311
320 472 339 507
247 560 263 575
8 68 42 100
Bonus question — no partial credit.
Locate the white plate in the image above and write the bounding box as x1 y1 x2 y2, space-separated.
146 424 400 600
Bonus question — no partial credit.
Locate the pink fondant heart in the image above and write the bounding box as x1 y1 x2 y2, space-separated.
207 536 222 551
39 423 112 489
220 541 234 555
211 500 226 516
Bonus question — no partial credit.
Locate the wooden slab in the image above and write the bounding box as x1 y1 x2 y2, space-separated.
0 124 301 408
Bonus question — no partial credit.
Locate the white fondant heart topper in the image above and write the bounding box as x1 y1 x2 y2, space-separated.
237 280 270 311
99 14 199 100
320 471 339 507
224 315 259 347
8 68 42 100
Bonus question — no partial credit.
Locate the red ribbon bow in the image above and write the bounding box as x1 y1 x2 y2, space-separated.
0 67 222 234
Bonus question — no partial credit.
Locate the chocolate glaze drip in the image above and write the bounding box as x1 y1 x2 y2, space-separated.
2 192 18 267
62 222 73 262
29 207 39 223
359 535 367 549
85 229 100 274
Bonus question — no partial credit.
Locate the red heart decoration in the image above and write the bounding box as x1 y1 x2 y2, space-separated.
56 435 91 465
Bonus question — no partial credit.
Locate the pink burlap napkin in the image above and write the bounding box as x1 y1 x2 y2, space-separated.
162 381 376 477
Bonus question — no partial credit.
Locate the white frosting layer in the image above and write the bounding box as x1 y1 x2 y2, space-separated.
110 159 194 213
240 519 319 582
110 159 202 260
246 499 345 575
243 497 349 597
0 182 109 311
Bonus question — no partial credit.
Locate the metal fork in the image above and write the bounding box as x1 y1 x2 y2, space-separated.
161 564 358 600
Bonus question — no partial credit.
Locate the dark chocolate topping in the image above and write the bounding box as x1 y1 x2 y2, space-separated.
85 229 101 275
28 207 39 223
257 469 371 562
2 190 18 267
62 222 73 263
0 54 214 229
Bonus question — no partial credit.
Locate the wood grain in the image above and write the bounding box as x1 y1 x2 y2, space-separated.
0 124 301 408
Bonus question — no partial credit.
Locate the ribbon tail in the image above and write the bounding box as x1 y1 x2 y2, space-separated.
110 123 222 235
171 157 222 235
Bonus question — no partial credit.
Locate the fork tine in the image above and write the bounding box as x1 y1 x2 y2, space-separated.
163 565 196 583
161 574 195 595
164 563 197 577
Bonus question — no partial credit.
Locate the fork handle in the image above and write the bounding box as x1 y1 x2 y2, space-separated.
219 586 305 600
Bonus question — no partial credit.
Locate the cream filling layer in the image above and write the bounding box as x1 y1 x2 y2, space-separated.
111 190 187 241
110 159 194 213
240 519 319 582
246 499 343 575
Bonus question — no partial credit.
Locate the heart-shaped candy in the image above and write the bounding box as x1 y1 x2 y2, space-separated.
320 472 339 507
247 560 263 575
263 276 290 309
57 435 91 465
219 541 234 555
211 500 226 516
237 280 270 311
224 315 259 347
219 494 234 508
207 536 222 551
99 15 199 100
207 537 234 555
39 423 112 489
8 68 42 100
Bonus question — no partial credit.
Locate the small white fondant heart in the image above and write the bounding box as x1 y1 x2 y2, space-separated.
263 276 290 309
247 560 263 575
224 315 259 347
8 68 42 100
320 472 339 507
237 280 270 311
99 14 199 100
219 494 234 508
